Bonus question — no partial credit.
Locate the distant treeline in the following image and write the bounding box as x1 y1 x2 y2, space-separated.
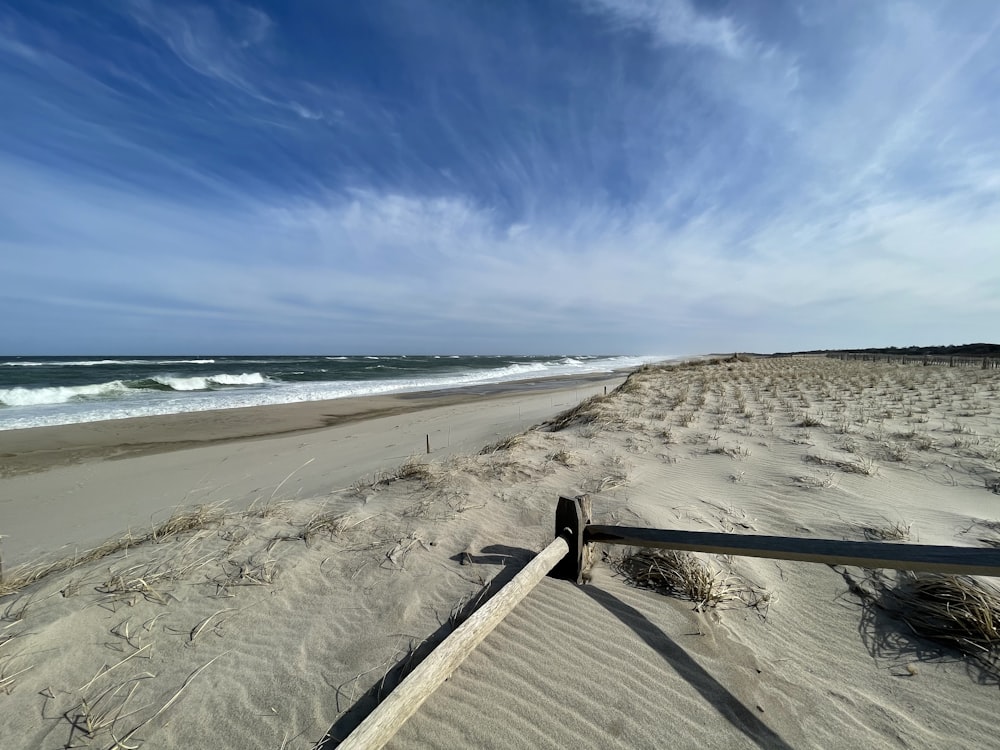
766 343 1000 358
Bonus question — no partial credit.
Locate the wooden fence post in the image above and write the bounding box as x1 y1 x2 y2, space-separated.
549 495 592 583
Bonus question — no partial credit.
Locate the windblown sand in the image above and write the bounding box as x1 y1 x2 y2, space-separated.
2 358 999 748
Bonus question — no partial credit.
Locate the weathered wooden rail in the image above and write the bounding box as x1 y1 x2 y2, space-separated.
827 352 1000 369
336 495 1000 748
555 495 1000 581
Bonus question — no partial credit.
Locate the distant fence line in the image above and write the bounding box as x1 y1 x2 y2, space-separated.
827 352 1000 369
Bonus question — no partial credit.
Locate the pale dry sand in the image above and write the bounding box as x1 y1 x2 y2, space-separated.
0 375 617 566
2 358 1000 749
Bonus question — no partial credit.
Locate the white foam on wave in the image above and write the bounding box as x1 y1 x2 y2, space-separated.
212 373 268 386
1 359 217 367
153 373 268 391
0 380 131 406
0 372 269 406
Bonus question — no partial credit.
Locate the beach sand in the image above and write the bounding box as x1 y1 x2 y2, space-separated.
2 358 999 748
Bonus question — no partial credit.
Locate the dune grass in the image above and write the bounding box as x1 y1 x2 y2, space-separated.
614 548 769 614
1 503 228 598
861 571 1000 669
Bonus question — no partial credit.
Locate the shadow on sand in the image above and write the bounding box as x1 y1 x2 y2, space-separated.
319 546 793 749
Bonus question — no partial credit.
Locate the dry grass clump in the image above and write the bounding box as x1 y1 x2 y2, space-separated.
585 455 629 493
391 457 440 483
543 394 609 431
709 444 752 460
879 441 910 463
97 552 213 606
149 504 228 542
614 369 652 395
837 436 861 454
479 434 523 455
805 453 878 476
299 510 368 542
214 554 279 593
547 449 581 467
1 503 228 598
357 457 449 491
0 632 32 695
859 520 912 541
866 571 1000 662
64 652 224 749
793 472 836 489
614 548 768 613
677 411 697 427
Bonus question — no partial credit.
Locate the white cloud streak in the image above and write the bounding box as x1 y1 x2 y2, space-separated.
579 0 748 58
1 1 999 353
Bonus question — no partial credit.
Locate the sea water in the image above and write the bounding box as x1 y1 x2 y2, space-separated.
0 354 668 430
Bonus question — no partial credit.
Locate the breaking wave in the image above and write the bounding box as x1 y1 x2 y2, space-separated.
0 372 269 406
150 373 269 391
0 381 131 406
1 359 216 367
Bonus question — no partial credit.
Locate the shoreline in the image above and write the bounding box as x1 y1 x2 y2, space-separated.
0 372 626 566
0 370 621 477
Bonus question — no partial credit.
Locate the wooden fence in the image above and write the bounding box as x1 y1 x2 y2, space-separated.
335 495 1000 748
827 352 1000 369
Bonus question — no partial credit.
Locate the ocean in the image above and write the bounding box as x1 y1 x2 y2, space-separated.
0 354 667 431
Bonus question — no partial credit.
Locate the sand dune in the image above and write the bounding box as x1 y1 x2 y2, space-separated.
2 357 999 748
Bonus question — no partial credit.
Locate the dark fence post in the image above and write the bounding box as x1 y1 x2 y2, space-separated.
550 495 592 583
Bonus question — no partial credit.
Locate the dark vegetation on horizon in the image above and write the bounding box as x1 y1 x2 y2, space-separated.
765 343 1000 358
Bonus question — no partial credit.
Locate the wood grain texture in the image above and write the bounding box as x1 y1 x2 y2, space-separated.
585 526 1000 576
337 536 570 750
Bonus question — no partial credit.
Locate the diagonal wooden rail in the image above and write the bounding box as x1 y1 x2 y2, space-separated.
335 495 1000 748
336 535 570 750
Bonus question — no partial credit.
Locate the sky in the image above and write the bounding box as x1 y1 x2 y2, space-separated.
1 1 998 355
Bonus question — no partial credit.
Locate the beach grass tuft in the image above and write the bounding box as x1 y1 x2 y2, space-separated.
860 519 912 541
805 453 878 476
543 393 609 431
479 434 523 455
0 631 32 695
866 571 1000 661
614 548 766 612
1 504 228 599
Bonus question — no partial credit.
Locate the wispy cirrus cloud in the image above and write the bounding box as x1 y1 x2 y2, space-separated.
578 0 748 58
124 0 330 122
0 0 998 354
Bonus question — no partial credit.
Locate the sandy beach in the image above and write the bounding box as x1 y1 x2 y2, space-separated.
2 357 999 748
0 372 620 565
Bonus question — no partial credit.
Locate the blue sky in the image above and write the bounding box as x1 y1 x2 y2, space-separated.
1 0 998 355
